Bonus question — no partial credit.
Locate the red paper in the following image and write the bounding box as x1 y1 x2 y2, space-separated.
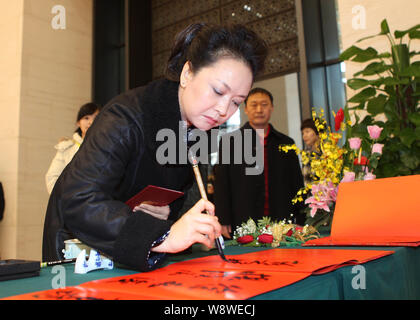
125 185 184 209
1 286 152 300
163 248 393 275
4 248 393 300
304 175 420 247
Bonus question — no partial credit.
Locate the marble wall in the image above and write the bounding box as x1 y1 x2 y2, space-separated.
0 0 92 260
0 0 24 260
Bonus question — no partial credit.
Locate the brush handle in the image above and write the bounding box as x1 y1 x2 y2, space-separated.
188 153 228 261
192 164 208 200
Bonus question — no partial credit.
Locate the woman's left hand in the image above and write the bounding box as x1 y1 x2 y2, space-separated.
133 203 170 220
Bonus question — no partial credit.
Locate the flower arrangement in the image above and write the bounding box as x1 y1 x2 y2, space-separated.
230 107 386 243
279 108 383 229
344 124 384 182
232 217 320 248
280 109 346 227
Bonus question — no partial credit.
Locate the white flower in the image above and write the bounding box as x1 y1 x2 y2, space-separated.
245 218 257 234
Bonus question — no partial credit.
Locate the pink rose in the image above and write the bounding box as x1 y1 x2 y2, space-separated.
367 125 383 140
371 143 384 155
364 172 376 180
341 171 355 183
348 137 362 150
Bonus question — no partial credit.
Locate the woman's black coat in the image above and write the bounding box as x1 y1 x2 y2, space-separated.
42 79 193 271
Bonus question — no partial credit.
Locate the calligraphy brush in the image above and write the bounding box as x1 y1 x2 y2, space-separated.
188 150 228 262
40 258 77 268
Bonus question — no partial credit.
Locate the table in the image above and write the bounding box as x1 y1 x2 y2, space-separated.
1 245 420 300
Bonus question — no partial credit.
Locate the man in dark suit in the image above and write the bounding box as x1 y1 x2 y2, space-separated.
214 87 304 238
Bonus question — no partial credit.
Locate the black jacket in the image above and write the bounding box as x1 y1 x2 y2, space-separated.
42 79 193 271
214 122 304 232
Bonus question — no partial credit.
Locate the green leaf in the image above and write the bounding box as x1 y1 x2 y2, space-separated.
378 52 392 59
348 87 376 103
339 45 362 61
383 100 399 121
396 163 413 176
380 19 390 34
394 30 405 39
352 47 379 62
355 102 366 110
394 24 420 38
369 156 379 169
367 94 387 115
408 113 420 126
400 151 420 170
347 78 370 90
353 62 391 77
409 30 420 39
379 163 398 178
383 84 396 96
369 78 396 88
400 128 417 147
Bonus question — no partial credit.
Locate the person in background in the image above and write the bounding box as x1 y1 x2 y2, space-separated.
214 87 305 239
42 22 267 271
45 102 101 194
300 118 321 186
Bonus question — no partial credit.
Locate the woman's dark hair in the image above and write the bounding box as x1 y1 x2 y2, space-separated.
75 102 101 135
166 23 268 81
301 118 319 135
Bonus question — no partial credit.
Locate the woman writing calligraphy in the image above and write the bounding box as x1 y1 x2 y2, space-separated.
42 23 267 271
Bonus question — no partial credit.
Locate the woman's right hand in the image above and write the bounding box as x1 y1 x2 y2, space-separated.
151 199 221 253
